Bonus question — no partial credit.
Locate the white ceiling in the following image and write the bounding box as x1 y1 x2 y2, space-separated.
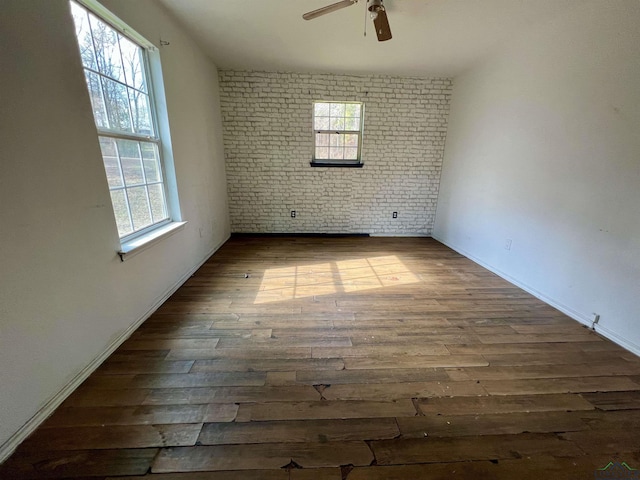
158 0 581 77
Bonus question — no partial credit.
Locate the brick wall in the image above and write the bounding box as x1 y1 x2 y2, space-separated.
218 70 451 235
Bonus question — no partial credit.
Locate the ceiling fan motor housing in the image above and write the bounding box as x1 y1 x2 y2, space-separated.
368 0 384 13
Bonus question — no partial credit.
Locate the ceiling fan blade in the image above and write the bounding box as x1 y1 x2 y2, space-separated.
303 0 356 20
373 8 392 41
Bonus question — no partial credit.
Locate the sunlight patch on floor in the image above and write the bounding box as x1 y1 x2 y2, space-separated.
254 256 420 304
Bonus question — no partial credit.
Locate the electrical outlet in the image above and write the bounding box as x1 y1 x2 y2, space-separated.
291 210 296 218
504 239 512 250
392 212 398 218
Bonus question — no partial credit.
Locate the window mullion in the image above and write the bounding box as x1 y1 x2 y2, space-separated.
86 20 111 130
113 140 134 232
136 142 155 222
97 129 158 143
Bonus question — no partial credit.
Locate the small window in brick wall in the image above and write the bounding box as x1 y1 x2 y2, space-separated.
311 102 364 168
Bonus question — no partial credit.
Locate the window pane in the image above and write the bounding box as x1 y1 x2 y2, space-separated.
102 77 132 131
148 184 168 223
110 189 133 237
314 103 330 116
129 89 153 136
70 3 97 70
329 117 345 130
84 71 108 128
119 35 146 92
141 142 162 183
314 116 330 130
89 14 126 83
345 134 359 147
345 117 360 131
330 134 344 147
345 103 361 118
344 147 358 160
330 103 345 117
127 186 152 230
329 147 344 159
99 137 123 188
315 133 330 146
315 147 329 159
117 139 144 186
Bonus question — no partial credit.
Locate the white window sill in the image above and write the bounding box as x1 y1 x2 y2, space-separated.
118 221 187 262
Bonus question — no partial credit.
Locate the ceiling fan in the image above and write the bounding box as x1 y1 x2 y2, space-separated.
303 0 392 42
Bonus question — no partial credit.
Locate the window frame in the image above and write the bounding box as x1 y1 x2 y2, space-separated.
71 0 180 244
311 101 365 168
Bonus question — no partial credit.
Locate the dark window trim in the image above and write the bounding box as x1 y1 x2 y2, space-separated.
310 161 364 168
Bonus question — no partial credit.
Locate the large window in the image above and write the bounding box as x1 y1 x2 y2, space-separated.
312 101 364 167
70 1 172 240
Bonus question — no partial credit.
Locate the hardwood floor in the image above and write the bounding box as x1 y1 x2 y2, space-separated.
2 236 640 478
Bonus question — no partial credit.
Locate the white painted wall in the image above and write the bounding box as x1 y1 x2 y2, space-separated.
434 1 640 353
0 0 229 455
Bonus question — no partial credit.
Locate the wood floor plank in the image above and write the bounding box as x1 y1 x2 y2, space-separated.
481 376 640 395
191 358 344 373
415 393 595 415
446 341 621 355
266 371 298 386
509 324 594 334
396 411 588 438
109 350 170 361
0 449 158 478
120 338 220 350
217 336 353 348
483 351 629 366
477 333 603 344
311 344 450 358
198 418 399 444
350 334 480 346
236 400 416 421
167 346 312 360
370 433 584 465
143 386 319 405
142 387 217 405
80 375 136 389
332 317 451 328
343 354 489 369
572 408 640 429
204 404 239 422
42 405 208 427
63 388 151 407
290 468 342 480
17 424 202 451
97 359 195 374
581 390 640 411
296 367 450 384
462 361 640 380
127 372 266 388
152 442 374 472
560 429 640 454
322 381 487 400
107 470 289 480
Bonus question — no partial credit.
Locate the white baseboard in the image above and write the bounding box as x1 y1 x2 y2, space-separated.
369 233 431 237
432 235 640 358
592 323 640 357
0 235 229 464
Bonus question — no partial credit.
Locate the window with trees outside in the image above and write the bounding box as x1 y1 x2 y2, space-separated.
312 102 364 167
70 1 173 240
